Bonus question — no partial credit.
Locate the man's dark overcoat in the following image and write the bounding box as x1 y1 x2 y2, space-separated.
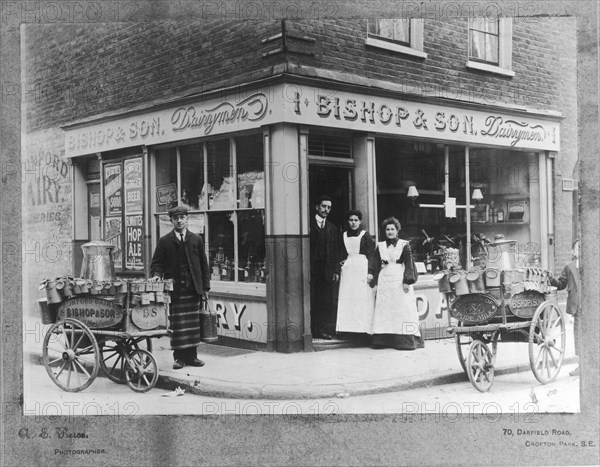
150 230 210 299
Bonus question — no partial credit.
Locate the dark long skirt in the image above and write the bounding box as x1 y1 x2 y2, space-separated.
170 294 202 350
371 333 425 350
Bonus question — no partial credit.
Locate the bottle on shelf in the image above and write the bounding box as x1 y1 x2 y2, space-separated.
489 201 496 223
244 259 251 282
211 254 221 281
254 261 262 283
260 262 266 283
496 208 504 222
221 258 230 281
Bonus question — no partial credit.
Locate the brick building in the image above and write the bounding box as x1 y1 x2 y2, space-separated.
22 18 578 352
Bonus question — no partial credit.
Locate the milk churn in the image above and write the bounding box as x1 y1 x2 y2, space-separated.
466 269 486 293
484 268 501 288
433 271 452 293
489 240 518 271
80 241 116 281
449 270 470 295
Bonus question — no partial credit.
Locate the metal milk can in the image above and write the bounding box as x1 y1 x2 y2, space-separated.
466 269 486 293
489 240 518 271
80 241 116 281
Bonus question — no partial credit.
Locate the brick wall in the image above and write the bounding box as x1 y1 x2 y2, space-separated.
23 21 280 132
286 18 571 112
25 19 575 131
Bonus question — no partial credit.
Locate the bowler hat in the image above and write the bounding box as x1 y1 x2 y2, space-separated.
168 205 189 218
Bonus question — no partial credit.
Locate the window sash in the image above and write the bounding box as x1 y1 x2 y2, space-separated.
469 19 500 65
153 136 266 284
368 19 411 46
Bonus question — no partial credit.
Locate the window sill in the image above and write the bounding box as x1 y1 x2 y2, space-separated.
366 37 427 59
467 60 515 77
210 281 266 298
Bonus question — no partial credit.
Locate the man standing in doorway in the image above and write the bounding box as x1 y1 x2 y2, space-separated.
151 205 210 369
310 195 341 340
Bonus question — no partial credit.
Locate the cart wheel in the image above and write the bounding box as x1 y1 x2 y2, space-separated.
124 349 159 393
42 318 99 392
100 337 152 384
454 322 471 374
529 301 566 384
466 340 495 392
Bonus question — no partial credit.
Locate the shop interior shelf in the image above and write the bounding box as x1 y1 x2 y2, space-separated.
472 221 529 226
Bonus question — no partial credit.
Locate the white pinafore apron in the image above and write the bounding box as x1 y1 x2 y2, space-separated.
336 231 376 333
371 240 421 338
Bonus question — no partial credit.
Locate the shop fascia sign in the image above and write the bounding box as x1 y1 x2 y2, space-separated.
64 91 274 157
64 83 560 157
285 85 560 151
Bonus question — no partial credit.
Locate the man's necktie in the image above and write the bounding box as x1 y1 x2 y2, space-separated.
180 233 184 243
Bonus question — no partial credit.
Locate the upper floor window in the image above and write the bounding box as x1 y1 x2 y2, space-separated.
469 18 499 64
368 19 411 46
467 18 514 77
366 19 427 59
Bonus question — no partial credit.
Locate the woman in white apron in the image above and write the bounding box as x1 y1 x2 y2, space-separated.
336 210 376 334
369 217 424 350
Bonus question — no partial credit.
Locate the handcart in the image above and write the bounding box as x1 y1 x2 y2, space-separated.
438 262 566 392
39 241 172 393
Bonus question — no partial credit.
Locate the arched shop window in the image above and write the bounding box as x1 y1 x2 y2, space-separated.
154 133 266 283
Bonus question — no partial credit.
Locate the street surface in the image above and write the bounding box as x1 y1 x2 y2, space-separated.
24 354 579 417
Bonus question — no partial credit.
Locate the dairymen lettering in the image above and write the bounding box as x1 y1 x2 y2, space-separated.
171 93 269 135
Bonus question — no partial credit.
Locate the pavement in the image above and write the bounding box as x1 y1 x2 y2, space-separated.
150 324 577 399
27 309 577 400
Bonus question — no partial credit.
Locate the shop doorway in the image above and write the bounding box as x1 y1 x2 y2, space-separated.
308 165 352 228
308 164 353 343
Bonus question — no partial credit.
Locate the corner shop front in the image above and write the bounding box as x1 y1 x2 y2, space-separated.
63 80 561 352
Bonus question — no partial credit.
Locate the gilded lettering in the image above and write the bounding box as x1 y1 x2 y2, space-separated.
343 100 357 120
316 95 331 116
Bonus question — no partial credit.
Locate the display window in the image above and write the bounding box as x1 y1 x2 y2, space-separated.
153 133 266 284
375 138 541 273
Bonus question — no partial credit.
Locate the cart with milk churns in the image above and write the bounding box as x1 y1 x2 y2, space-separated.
436 239 566 392
39 242 173 393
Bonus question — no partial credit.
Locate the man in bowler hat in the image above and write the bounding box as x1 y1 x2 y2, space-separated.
310 195 341 339
151 205 210 369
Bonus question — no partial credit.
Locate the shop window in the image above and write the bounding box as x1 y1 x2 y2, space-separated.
180 144 204 209
366 19 427 59
154 134 266 285
375 141 465 263
237 134 265 209
207 212 235 281
374 138 540 273
467 18 514 76
469 149 538 267
155 147 177 212
206 139 234 210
